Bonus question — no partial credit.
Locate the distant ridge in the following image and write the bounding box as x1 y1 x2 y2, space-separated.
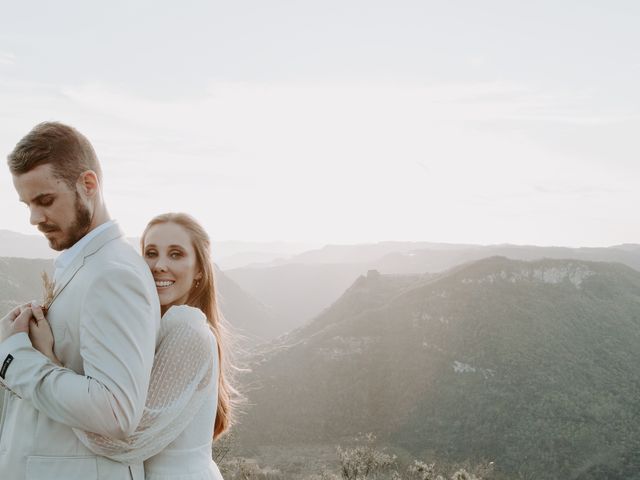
237 256 640 479
0 257 276 346
0 230 57 259
226 242 640 340
0 257 54 312
0 229 316 269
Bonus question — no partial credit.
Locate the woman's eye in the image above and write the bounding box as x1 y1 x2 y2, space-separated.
145 251 157 258
170 251 182 259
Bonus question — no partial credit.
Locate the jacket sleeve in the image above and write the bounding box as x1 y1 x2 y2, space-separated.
73 305 218 463
0 267 158 440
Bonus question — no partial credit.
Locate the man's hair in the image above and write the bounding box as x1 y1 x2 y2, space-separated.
7 121 102 188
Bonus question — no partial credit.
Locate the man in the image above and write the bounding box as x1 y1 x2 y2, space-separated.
0 122 160 479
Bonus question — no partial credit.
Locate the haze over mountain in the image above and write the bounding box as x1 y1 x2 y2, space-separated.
3 234 640 478
269 241 476 266
4 229 640 345
0 230 58 260
0 257 273 346
0 229 315 270
0 257 54 314
213 265 278 345
225 263 371 339
255 242 640 271
226 242 640 341
373 243 640 274
237 257 640 480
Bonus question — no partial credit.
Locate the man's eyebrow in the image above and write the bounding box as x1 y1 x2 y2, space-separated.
20 193 54 204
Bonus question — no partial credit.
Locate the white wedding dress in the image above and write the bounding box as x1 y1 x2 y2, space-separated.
74 305 224 479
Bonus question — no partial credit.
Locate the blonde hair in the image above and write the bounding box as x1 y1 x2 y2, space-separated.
142 212 238 439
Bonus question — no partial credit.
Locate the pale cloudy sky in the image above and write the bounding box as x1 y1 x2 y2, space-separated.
1 1 638 246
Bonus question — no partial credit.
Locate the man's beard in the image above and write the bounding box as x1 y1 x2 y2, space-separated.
47 193 93 251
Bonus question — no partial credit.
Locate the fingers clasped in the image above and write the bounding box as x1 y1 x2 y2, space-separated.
14 307 35 333
1 301 48 343
30 301 46 325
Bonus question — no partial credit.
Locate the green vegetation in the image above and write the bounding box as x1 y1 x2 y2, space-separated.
3 255 640 478
217 433 506 480
235 258 640 479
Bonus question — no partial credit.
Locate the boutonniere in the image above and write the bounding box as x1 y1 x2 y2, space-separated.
41 271 56 316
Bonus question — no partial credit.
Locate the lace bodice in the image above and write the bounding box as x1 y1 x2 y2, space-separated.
73 305 222 478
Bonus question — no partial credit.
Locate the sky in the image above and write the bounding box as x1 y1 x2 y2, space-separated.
1 1 639 246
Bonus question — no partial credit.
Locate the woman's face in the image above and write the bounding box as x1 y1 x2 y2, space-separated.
143 222 202 311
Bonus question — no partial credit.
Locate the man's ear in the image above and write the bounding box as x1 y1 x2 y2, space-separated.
77 170 99 198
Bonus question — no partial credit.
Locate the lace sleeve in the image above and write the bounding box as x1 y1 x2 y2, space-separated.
73 305 218 463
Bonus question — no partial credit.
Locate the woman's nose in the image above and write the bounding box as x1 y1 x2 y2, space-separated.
153 258 168 272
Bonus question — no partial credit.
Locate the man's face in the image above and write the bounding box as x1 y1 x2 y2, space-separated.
13 164 92 251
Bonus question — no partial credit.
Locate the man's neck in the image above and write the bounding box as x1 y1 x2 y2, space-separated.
88 205 111 232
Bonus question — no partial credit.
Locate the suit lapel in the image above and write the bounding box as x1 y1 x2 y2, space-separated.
49 223 125 306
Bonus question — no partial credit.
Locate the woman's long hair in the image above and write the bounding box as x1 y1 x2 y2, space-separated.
142 212 238 439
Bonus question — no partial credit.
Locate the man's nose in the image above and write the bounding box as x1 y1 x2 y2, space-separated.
29 207 45 226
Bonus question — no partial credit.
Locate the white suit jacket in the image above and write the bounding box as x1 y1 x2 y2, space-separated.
0 222 160 480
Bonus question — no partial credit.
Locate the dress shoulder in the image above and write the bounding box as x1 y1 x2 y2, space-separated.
163 304 207 324
160 305 211 338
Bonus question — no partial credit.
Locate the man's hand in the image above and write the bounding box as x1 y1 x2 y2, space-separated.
28 304 62 366
0 306 34 343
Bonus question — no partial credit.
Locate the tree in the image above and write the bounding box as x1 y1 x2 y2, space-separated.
337 433 396 480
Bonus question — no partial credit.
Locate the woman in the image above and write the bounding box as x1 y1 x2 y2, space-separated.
28 212 236 480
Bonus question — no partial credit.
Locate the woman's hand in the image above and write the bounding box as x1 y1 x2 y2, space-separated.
0 306 23 343
0 302 33 342
28 303 63 367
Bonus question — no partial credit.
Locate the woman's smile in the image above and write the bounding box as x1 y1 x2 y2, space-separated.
154 279 175 288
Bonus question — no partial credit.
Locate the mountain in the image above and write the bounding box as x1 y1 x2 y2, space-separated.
224 263 371 340
0 257 54 314
0 229 142 259
0 229 317 270
270 241 475 266
0 257 274 346
373 244 640 274
213 241 321 270
255 241 640 272
215 252 292 271
213 265 278 345
236 257 640 480
0 230 57 259
0 257 54 413
224 243 640 342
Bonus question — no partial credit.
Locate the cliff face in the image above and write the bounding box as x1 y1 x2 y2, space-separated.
237 257 640 479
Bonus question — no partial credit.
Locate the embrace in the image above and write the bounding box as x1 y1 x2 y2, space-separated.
0 122 236 479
